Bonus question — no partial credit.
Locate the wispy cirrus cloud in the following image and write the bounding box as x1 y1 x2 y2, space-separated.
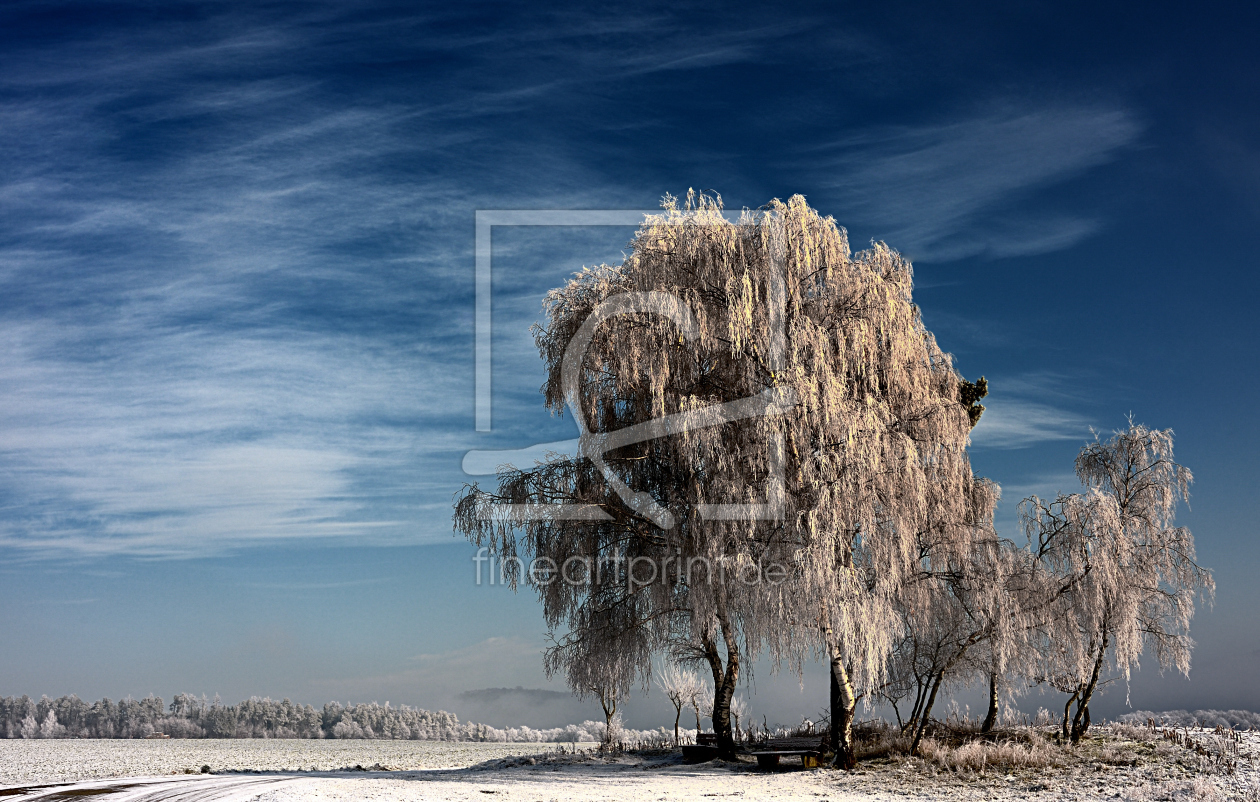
969 373 1094 449
971 400 1091 449
0 314 472 558
812 105 1142 261
3 0 838 559
0 6 646 559
0 2 1129 560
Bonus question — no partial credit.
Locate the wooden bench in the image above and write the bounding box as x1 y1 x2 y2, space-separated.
750 749 821 768
681 732 720 763
749 736 824 769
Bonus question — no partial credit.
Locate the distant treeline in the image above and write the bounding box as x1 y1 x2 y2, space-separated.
1118 709 1260 730
0 693 672 743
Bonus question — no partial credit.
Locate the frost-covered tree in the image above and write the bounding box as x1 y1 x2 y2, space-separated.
455 192 988 765
39 710 63 739
687 678 708 735
577 677 621 747
733 199 988 768
655 661 706 745
729 695 749 742
1021 423 1213 743
875 480 1027 754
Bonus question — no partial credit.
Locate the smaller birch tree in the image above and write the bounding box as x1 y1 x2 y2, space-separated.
1021 422 1213 744
655 661 705 745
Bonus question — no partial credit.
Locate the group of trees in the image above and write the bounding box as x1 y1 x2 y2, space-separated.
655 662 709 744
455 192 1213 766
877 421 1213 754
0 694 657 742
1 693 169 739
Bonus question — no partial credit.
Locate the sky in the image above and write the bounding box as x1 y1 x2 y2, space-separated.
1 0 1258 730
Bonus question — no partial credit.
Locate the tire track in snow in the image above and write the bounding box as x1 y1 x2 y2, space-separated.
1 774 307 801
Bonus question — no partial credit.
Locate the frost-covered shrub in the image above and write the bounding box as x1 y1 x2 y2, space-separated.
1109 723 1156 742
550 724 596 743
917 734 1066 771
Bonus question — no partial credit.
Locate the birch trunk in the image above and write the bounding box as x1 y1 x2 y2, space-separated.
1070 633 1108 744
828 645 858 770
909 670 944 756
981 672 999 733
1061 689 1078 741
701 615 741 759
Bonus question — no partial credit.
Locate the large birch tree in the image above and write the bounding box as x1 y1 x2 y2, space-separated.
454 192 988 763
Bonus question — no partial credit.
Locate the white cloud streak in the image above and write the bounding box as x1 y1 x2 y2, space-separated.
815 106 1141 261
0 5 820 559
0 5 1127 559
969 373 1094 449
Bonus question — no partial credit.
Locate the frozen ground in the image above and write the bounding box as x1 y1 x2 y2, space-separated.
1 729 1257 801
0 739 564 784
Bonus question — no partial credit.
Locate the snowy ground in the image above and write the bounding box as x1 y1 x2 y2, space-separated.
1 729 1257 801
0 739 564 784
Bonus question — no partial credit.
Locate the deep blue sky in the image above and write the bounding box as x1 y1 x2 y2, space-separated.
1 1 1257 729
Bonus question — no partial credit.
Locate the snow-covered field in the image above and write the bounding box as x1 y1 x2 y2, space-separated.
0 738 565 784
2 729 1258 801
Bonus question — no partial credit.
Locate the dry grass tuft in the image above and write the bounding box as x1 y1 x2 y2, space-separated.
1117 776 1221 801
822 718 1248 797
852 721 912 761
1099 744 1142 766
916 734 1068 772
1111 723 1158 743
